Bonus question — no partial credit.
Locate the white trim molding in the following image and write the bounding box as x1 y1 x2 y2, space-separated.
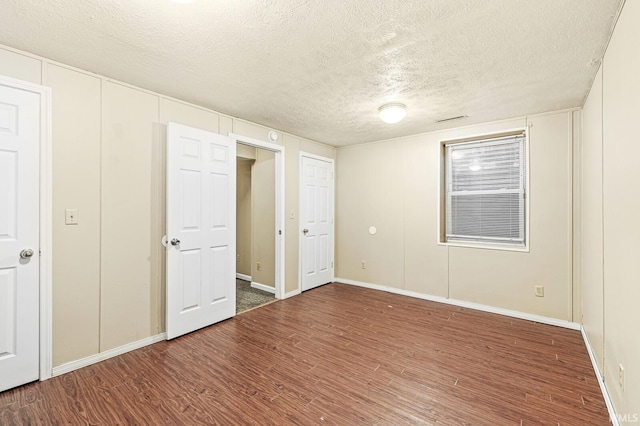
236 273 252 282
52 333 167 377
251 281 276 294
581 326 619 426
335 278 580 330
39 83 53 381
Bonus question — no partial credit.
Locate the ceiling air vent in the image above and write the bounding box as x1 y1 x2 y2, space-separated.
435 115 468 124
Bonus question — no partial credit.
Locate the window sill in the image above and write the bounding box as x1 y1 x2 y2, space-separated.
437 240 530 253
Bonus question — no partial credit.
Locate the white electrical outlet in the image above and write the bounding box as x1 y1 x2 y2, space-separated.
256 262 261 271
619 364 625 391
361 261 366 269
535 285 544 297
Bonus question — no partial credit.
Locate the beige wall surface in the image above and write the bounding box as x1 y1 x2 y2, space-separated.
237 143 257 160
571 110 582 325
236 159 253 277
101 81 158 351
159 98 220 134
219 115 233 136
283 135 301 294
46 64 102 366
233 119 283 144
598 0 640 417
336 113 576 321
0 44 335 368
336 142 406 288
251 149 276 287
450 113 572 320
581 65 604 376
402 135 449 296
0 48 41 84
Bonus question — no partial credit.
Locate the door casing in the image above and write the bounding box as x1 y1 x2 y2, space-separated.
229 133 285 300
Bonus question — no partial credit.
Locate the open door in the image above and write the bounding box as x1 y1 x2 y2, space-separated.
0 79 42 391
166 123 236 340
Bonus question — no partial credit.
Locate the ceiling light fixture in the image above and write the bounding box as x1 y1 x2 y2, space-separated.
378 103 407 124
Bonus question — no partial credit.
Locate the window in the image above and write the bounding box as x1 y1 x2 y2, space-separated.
443 132 527 246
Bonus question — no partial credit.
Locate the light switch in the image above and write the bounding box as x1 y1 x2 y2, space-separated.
65 209 79 225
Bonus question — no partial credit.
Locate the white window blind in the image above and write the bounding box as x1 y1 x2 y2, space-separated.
445 133 526 245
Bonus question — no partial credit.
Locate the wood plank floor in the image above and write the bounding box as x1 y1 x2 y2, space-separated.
1 283 609 425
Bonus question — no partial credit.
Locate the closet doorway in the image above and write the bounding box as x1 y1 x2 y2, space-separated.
232 134 285 312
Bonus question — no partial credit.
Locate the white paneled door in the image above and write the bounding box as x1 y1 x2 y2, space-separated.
166 123 236 340
0 82 41 392
300 154 334 292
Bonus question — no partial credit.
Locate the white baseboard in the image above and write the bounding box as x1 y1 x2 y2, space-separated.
52 333 167 377
581 326 619 426
581 326 603 381
236 273 251 282
335 277 580 330
283 289 301 299
251 281 276 294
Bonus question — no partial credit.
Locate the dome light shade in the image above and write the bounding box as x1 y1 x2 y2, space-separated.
378 103 407 124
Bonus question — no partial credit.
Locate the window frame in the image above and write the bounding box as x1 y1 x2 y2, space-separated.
438 129 530 252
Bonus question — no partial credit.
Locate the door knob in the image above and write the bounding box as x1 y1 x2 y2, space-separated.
20 249 34 259
302 229 309 235
170 238 181 246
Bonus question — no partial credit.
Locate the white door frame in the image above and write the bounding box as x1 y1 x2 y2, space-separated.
299 152 335 290
229 133 285 300
0 75 53 381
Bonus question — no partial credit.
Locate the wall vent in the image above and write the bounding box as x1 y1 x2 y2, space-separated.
435 115 468 123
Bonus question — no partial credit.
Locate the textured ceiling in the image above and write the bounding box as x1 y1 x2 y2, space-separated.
0 0 622 146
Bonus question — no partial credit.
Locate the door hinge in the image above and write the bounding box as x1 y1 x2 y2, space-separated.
331 261 333 268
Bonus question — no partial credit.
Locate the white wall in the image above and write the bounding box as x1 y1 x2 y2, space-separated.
582 0 640 418
336 111 578 321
